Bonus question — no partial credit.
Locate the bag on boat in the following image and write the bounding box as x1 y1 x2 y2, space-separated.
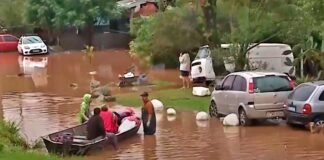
118 119 136 133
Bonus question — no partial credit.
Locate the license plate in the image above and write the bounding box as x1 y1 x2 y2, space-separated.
287 106 296 112
266 111 284 118
32 49 41 53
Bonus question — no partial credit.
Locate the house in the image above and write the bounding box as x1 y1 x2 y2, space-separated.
117 0 158 18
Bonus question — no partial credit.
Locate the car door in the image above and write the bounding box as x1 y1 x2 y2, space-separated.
310 87 324 114
3 35 18 52
0 36 4 52
228 75 247 113
215 75 236 115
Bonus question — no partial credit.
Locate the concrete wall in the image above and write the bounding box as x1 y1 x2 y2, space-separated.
59 31 131 51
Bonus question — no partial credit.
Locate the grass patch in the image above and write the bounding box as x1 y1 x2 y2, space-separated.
0 150 60 160
0 120 29 149
151 80 176 88
116 88 210 111
0 120 81 160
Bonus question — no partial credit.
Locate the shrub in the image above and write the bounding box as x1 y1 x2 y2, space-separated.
130 6 206 67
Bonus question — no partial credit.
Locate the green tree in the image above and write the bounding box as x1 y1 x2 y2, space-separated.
62 0 121 45
217 0 312 71
130 5 206 67
0 0 26 28
26 0 121 46
26 0 59 44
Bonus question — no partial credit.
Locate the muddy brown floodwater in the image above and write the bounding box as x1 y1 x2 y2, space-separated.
1 51 324 160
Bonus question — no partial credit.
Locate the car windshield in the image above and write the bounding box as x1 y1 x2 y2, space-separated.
22 36 42 44
195 47 210 59
253 75 292 93
288 84 316 101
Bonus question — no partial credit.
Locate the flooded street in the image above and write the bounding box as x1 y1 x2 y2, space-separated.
1 51 324 160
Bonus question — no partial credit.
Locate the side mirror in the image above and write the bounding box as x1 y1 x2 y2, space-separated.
215 85 222 90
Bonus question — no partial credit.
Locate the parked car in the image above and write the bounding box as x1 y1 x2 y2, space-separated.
191 45 216 85
221 43 295 75
209 71 295 126
284 81 324 127
0 34 19 52
17 35 48 55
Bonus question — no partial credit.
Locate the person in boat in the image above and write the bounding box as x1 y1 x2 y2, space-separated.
87 107 118 150
140 92 156 135
100 105 118 134
86 107 106 140
79 93 92 123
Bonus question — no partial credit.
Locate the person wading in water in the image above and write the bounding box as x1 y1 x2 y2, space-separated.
79 94 92 123
140 92 156 135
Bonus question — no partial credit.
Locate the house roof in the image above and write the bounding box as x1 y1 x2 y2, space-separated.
117 0 157 9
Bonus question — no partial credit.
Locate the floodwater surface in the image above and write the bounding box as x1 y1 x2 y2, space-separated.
1 51 324 160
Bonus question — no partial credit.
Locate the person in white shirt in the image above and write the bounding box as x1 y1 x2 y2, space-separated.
179 52 191 88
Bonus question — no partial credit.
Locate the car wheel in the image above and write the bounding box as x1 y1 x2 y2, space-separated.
239 109 251 126
314 118 324 126
209 101 219 118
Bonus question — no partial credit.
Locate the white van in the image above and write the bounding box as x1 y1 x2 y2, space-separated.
222 43 295 75
191 45 216 85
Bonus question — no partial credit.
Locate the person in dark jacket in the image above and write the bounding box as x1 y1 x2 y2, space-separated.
140 92 156 135
86 107 106 140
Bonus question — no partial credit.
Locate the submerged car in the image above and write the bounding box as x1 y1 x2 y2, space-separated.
285 81 324 127
191 45 216 86
0 34 19 52
18 35 48 55
209 71 295 126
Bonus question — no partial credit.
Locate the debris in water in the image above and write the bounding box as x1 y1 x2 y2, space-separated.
89 71 97 75
17 73 25 77
70 83 78 89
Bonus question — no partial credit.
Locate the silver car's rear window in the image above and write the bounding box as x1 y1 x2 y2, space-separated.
253 75 292 93
288 84 316 101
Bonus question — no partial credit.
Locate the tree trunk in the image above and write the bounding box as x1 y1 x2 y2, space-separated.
202 0 218 46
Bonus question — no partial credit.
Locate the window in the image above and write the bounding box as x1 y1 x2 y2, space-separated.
195 47 210 59
319 91 324 101
222 75 235 90
288 84 316 101
253 75 292 93
232 76 247 91
22 36 42 44
3 36 18 42
0 36 3 42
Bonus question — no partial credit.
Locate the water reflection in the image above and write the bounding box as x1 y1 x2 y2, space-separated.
143 136 157 160
196 120 209 128
18 55 48 87
167 115 176 122
1 92 80 142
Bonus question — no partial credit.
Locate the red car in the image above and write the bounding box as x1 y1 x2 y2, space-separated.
0 34 19 52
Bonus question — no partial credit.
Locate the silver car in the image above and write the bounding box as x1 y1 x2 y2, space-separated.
209 71 294 126
285 81 324 126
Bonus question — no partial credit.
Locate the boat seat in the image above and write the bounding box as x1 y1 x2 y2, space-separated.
73 138 91 144
73 136 87 140
72 136 103 145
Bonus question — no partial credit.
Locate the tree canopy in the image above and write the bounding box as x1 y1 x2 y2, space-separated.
25 0 121 45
